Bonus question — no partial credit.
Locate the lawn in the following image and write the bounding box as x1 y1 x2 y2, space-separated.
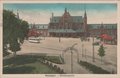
3 55 64 74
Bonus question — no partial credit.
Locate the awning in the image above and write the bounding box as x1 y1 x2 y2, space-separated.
48 29 84 33
100 34 113 40
48 29 76 33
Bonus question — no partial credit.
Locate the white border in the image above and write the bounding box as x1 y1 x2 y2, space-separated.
0 0 120 78
1 0 118 3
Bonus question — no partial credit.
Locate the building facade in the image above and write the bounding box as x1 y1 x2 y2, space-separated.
29 24 49 37
48 8 117 39
88 23 117 38
88 23 117 44
28 8 117 42
48 8 88 37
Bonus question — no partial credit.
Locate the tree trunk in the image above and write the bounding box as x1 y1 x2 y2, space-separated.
13 51 16 57
101 57 102 64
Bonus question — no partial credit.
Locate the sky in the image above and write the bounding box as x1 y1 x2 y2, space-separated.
3 3 117 24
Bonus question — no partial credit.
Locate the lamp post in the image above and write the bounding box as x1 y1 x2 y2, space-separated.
82 44 84 58
62 43 78 73
70 43 77 73
59 26 61 43
92 34 95 62
84 48 87 60
70 47 73 73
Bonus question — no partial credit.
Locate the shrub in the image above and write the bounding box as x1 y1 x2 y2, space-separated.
60 69 64 74
53 65 58 70
49 63 53 68
79 61 110 74
46 61 50 66
44 56 63 64
57 67 61 72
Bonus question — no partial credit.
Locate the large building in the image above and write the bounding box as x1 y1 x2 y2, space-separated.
28 8 117 43
48 8 117 39
48 8 88 37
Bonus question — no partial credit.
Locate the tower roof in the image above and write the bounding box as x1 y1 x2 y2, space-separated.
65 8 67 13
84 10 87 18
63 8 71 18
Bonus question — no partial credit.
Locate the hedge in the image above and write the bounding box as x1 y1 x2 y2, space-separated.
79 61 111 74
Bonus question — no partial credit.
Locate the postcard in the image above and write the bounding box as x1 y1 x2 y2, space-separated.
0 0 120 78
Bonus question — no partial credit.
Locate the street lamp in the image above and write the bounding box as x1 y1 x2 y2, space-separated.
62 43 78 73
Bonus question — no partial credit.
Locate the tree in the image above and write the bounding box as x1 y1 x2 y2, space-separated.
21 21 29 40
98 45 105 63
3 10 29 56
18 20 29 43
9 39 21 56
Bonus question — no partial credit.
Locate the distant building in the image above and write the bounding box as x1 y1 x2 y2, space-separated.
88 23 117 44
88 23 117 38
29 24 49 37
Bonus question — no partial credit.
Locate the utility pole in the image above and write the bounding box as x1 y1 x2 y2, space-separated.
85 48 87 60
82 44 84 57
92 36 95 62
